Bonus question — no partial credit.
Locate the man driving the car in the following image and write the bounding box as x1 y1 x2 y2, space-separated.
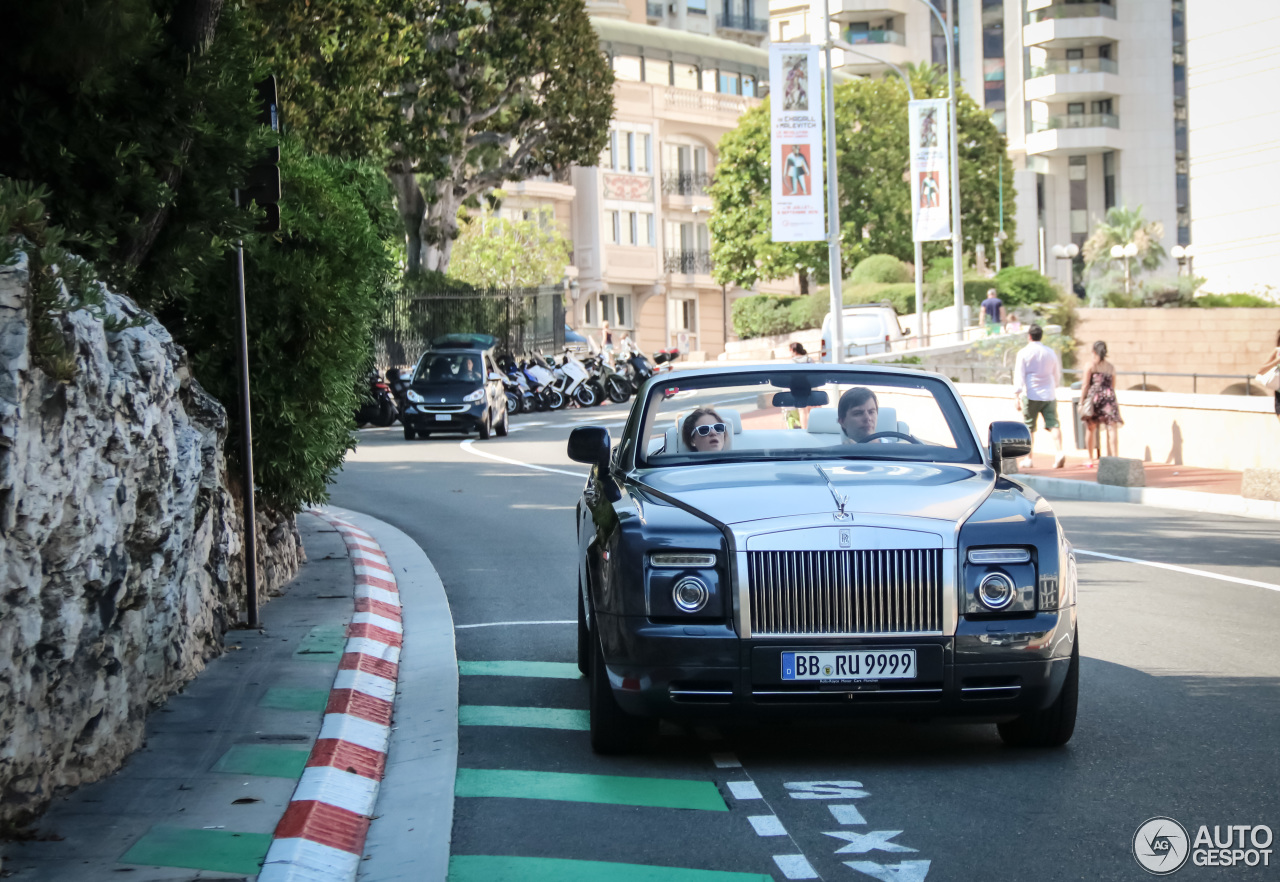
838 387 880 443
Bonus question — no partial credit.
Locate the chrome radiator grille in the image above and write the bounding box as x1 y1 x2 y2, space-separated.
748 549 944 636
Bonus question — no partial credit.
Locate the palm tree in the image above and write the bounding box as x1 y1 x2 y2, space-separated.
898 61 947 96
1082 205 1167 272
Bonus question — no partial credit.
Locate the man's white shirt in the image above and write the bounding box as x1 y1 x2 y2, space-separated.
1013 341 1061 402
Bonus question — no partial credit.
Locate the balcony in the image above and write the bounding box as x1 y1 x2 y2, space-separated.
647 1 664 18
1025 58 1121 101
1026 113 1122 155
830 0 913 21
843 28 905 46
1024 4 1120 46
832 30 909 74
663 87 756 120
664 249 714 275
715 12 767 32
662 171 714 197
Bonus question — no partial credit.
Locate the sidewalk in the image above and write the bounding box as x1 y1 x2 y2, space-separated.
0 510 456 881
1019 452 1243 495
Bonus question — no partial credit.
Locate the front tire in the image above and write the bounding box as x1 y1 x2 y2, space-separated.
403 425 416 441
589 631 655 755
505 389 521 415
606 376 630 403
546 388 567 410
998 634 1079 748
478 411 492 440
574 383 599 408
577 586 590 676
495 407 509 437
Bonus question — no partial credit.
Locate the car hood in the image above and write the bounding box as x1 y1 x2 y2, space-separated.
635 460 994 526
410 381 481 401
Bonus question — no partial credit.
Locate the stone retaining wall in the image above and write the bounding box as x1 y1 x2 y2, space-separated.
0 253 301 828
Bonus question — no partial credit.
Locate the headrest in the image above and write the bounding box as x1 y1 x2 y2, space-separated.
806 404 899 436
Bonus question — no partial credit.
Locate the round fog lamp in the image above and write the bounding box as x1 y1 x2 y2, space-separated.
672 577 709 613
977 573 1016 610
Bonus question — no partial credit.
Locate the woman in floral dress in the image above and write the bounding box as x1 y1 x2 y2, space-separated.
1081 340 1122 466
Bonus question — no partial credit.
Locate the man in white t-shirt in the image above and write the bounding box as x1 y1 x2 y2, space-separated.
1013 324 1065 468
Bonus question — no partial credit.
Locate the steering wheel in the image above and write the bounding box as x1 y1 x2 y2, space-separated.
859 431 922 444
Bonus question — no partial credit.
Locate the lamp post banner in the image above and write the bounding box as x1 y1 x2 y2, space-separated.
908 98 952 242
770 43 825 242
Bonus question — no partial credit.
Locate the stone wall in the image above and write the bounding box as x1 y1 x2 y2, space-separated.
1074 308 1280 395
0 253 301 827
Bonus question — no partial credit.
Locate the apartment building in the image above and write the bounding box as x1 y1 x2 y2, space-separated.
770 0 1189 295
501 0 793 358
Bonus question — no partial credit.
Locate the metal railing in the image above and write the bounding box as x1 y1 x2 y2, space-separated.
664 249 714 274
1027 2 1117 24
373 284 564 369
662 171 713 196
1028 57 1119 77
716 12 767 32
913 364 1269 395
843 29 906 46
664 88 756 114
1029 112 1120 132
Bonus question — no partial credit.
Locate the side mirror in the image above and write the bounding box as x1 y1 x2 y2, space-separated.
488 371 503 382
568 426 611 470
989 421 1031 474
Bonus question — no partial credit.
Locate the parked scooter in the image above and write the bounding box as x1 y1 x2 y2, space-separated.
585 353 632 404
547 349 598 407
525 354 564 410
355 370 397 427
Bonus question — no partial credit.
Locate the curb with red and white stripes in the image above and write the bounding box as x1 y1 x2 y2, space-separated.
258 512 403 881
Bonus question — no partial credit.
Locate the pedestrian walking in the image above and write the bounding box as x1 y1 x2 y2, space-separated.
981 288 1003 336
601 319 614 353
784 342 813 429
1080 340 1123 466
1013 325 1066 469
1257 329 1280 422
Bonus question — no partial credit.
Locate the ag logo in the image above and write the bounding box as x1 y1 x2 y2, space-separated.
839 529 851 548
822 664 833 675
1133 817 1190 875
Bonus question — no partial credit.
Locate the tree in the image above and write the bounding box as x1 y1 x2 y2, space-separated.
244 0 412 160
1082 205 1166 272
709 76 1015 288
389 0 614 275
449 204 571 288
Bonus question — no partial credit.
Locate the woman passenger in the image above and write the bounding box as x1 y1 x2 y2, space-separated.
682 407 731 453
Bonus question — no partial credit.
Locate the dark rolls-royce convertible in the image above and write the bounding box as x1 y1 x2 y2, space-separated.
567 364 1078 753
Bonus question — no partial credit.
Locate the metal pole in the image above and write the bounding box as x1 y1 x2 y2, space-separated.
821 0 844 363
995 160 1003 273
830 39 923 349
943 0 964 339
233 190 260 629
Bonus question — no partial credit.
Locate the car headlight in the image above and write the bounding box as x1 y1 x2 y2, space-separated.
963 547 1036 615
650 552 717 568
977 573 1016 610
406 389 424 403
463 389 485 403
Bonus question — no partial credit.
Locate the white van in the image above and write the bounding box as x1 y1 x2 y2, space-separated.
819 303 907 362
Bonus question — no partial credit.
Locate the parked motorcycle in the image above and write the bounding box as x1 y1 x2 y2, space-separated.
354 370 397 427
525 354 564 410
585 353 632 404
547 349 598 408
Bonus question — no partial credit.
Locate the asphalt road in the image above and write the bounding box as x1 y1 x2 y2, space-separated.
331 403 1280 882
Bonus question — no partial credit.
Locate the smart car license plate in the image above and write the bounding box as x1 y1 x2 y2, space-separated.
434 414 451 421
782 650 916 681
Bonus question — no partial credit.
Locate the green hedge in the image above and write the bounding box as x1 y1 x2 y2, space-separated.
849 254 911 285
1192 293 1278 308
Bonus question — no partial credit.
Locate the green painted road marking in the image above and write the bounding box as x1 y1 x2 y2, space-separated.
458 660 581 679
212 744 309 778
455 768 727 812
259 687 329 712
120 825 272 875
294 624 345 660
449 855 772 881
459 705 589 731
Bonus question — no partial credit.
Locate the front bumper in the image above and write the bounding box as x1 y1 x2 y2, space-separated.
401 403 487 432
596 610 1075 721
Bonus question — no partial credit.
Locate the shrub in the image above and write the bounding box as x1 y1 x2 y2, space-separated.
181 145 397 513
993 266 1057 306
1191 293 1278 308
850 254 912 285
732 294 803 339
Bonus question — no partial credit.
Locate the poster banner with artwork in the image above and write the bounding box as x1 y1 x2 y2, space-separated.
769 43 825 242
908 98 951 242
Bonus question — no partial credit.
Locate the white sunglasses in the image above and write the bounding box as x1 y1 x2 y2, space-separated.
692 422 727 436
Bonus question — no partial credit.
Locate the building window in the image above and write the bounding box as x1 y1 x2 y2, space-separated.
597 293 635 329
1103 151 1116 211
742 75 756 97
607 210 620 244
699 67 717 93
687 0 707 13
674 63 698 90
670 296 697 331
613 55 642 82
644 60 672 86
719 71 741 95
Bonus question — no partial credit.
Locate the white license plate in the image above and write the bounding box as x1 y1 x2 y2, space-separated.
434 414 451 421
782 650 916 681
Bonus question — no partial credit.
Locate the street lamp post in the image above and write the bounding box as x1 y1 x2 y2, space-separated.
1050 243 1078 293
1109 242 1138 296
1171 244 1195 277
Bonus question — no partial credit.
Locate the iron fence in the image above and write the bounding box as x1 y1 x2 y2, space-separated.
908 363 1267 394
664 249 714 274
374 284 564 369
662 171 714 196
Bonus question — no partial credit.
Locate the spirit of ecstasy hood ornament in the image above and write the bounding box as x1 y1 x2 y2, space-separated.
814 464 850 520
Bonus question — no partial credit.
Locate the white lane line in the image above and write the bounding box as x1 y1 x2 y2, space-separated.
772 854 820 880
1077 549 1280 593
727 780 763 800
749 815 788 837
454 620 575 630
829 803 867 825
711 752 741 768
824 830 916 854
844 860 932 882
459 439 588 478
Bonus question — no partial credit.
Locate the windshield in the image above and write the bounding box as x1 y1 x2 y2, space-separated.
631 369 980 468
413 352 485 385
843 314 886 340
